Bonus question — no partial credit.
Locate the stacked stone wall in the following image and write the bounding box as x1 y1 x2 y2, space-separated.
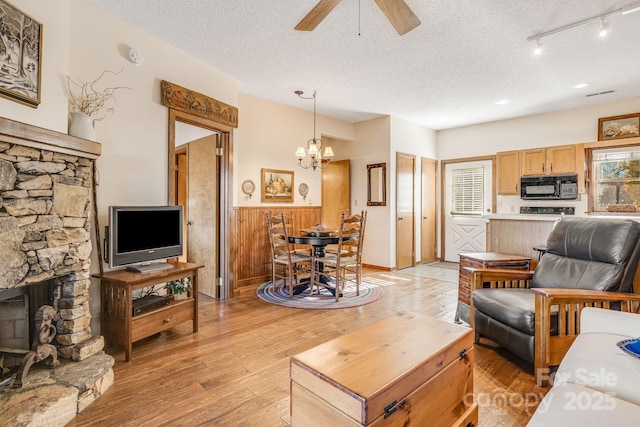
0 142 93 354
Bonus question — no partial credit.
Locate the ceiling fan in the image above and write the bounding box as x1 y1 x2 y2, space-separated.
295 0 421 36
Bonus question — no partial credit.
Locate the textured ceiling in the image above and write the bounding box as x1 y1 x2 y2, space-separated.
86 0 640 130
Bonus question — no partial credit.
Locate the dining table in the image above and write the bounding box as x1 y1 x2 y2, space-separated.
288 228 342 295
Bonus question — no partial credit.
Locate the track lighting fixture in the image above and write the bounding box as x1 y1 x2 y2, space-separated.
598 18 608 37
533 39 542 55
527 2 640 52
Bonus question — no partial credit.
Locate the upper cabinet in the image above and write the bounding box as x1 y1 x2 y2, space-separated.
497 144 586 195
521 145 576 176
497 151 520 195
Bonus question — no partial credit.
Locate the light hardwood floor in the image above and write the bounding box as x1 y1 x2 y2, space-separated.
69 269 547 427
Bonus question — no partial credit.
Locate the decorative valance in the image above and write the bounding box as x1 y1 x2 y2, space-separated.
160 80 238 128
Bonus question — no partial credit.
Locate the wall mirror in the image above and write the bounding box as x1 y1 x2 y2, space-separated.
367 163 386 206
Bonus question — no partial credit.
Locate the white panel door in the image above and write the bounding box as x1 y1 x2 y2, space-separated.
444 160 492 262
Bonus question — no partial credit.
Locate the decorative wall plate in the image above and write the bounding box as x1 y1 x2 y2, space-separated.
299 183 309 200
242 179 255 198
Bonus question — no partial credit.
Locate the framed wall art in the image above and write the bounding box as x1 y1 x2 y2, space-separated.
261 168 294 203
598 113 640 141
0 1 42 107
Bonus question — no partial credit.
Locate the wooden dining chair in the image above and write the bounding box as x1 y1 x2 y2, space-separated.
265 212 312 298
310 210 367 301
274 209 312 257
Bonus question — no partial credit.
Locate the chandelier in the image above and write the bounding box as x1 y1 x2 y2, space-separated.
295 90 334 170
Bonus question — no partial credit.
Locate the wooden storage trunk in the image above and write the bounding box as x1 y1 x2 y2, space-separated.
290 313 477 426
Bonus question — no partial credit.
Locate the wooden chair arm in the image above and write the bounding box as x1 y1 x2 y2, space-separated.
531 288 640 303
533 288 640 385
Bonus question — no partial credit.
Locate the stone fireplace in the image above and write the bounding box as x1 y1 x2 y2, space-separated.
0 118 113 425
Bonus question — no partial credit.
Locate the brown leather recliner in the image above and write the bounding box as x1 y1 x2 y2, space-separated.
470 217 640 384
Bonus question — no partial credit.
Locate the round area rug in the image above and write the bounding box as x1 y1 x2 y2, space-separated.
257 280 382 309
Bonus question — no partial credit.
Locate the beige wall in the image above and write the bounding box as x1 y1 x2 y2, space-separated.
0 1 69 130
438 97 640 159
391 117 438 265
235 94 355 207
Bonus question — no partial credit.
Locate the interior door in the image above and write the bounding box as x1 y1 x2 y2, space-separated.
185 134 219 298
322 159 350 229
421 157 437 263
396 152 415 269
443 160 493 262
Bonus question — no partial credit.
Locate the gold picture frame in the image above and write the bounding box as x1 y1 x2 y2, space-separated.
261 168 294 203
598 113 640 141
0 1 42 108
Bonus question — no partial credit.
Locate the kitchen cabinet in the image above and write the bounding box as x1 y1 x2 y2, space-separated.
521 145 576 176
497 150 520 195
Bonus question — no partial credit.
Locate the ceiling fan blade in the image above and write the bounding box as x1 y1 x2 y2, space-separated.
374 0 421 35
295 0 343 31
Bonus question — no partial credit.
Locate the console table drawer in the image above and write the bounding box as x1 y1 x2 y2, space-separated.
131 301 195 342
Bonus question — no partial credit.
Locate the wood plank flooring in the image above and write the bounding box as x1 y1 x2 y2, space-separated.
69 269 547 427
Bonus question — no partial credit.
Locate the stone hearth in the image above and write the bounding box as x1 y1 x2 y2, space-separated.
0 118 111 424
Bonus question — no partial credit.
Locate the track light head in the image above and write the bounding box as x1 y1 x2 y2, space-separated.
598 18 608 37
533 39 543 55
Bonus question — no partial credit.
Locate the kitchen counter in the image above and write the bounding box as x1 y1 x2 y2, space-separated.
484 213 640 222
483 214 563 221
485 213 640 259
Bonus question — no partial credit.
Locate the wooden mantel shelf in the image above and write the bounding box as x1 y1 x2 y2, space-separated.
0 116 101 159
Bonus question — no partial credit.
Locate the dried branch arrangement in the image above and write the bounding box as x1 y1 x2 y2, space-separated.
67 68 130 120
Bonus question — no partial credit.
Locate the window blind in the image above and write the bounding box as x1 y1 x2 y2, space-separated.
451 167 484 215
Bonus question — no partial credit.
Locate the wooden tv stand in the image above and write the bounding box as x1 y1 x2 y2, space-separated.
94 262 203 361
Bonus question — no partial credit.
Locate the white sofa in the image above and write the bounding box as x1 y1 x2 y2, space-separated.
527 308 640 426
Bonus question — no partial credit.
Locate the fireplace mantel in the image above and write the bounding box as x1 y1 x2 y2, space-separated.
0 117 101 159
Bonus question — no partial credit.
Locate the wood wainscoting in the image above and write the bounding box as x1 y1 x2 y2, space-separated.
232 206 322 296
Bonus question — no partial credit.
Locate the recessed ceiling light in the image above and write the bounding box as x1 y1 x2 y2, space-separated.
494 99 509 105
574 83 588 89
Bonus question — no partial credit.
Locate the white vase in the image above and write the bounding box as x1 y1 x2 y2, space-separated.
69 112 96 141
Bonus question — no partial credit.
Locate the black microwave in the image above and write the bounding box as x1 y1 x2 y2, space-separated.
520 174 578 200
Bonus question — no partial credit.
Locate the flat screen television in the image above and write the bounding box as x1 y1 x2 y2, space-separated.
105 205 184 272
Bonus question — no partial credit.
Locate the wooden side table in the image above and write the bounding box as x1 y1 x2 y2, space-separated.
456 252 531 325
94 262 203 361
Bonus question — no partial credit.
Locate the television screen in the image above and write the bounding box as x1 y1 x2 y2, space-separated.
106 206 183 271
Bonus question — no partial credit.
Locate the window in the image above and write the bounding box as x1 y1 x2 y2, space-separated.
591 146 640 213
451 167 484 215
